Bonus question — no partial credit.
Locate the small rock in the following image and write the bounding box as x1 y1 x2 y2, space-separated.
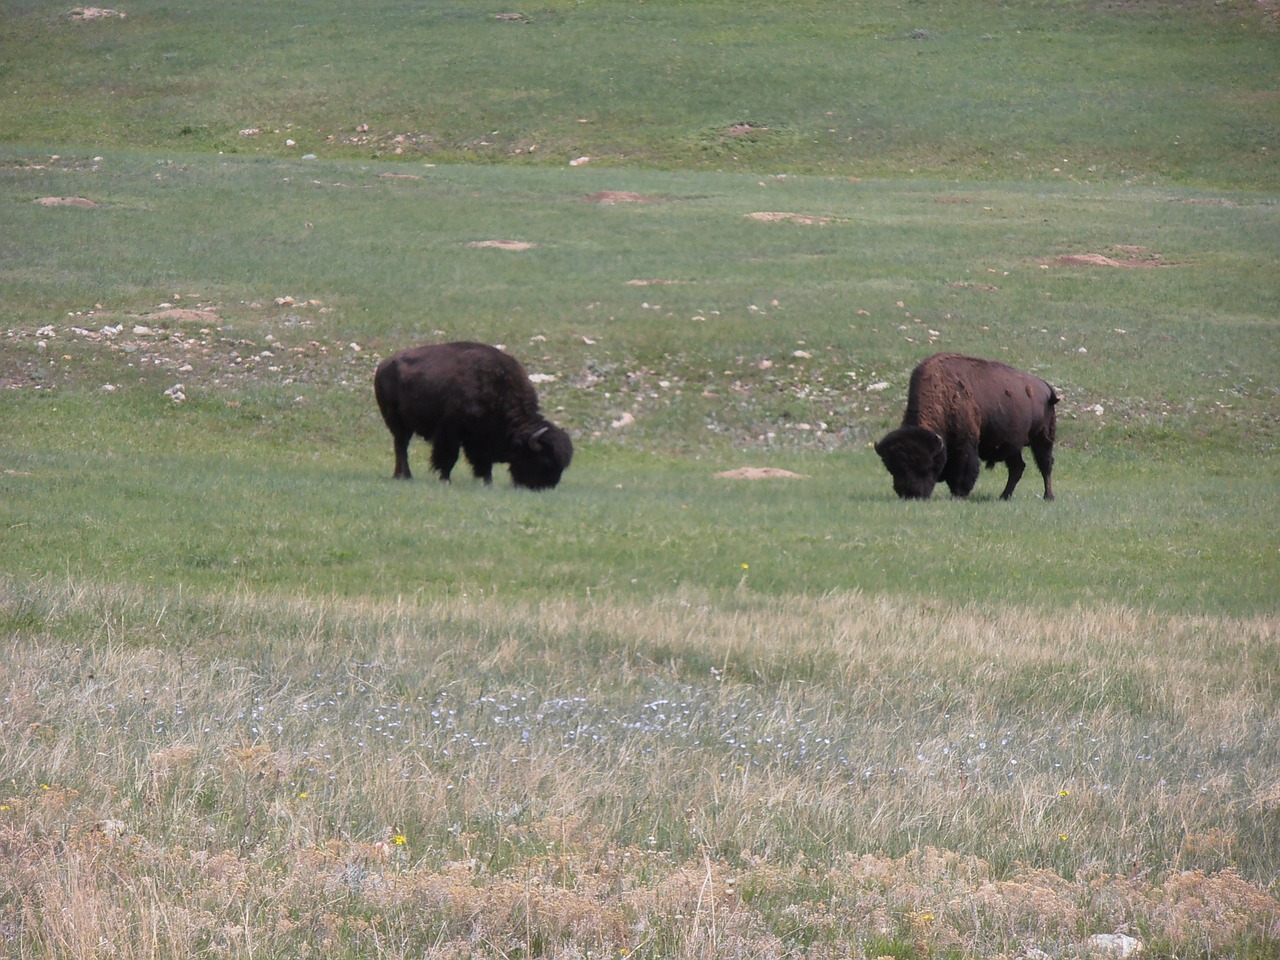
611 412 635 429
132 325 154 335
94 819 129 839
569 156 591 166
528 373 557 383
163 384 186 403
866 381 890 391
1085 934 1142 958
100 384 117 393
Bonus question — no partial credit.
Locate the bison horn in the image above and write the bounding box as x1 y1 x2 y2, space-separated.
528 425 550 450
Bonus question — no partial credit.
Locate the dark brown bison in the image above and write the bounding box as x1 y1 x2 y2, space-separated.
374 341 573 490
875 353 1058 501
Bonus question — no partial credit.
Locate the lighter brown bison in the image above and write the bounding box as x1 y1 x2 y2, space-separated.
875 353 1058 501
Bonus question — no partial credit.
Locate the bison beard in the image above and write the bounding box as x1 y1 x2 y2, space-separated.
374 341 572 490
875 353 1058 501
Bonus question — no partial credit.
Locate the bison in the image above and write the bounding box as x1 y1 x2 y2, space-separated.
875 353 1058 501
374 341 573 490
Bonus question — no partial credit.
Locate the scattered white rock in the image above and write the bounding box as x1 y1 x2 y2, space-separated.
793 350 812 359
611 412 635 429
273 295 296 306
163 384 186 403
239 128 260 137
94 819 129 839
1091 404 1105 416
569 156 591 166
1085 933 1143 957
100 384 117 393
528 373 557 383
866 381 890 391
37 325 56 338
132 325 154 335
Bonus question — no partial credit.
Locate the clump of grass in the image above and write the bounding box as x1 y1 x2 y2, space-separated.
2 577 1277 957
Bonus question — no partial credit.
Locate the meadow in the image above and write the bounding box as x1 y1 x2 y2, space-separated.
2 1 1279 957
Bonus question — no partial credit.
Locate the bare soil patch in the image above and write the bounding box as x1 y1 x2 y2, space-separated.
34 197 98 208
468 240 534 251
585 191 662 204
714 467 809 480
70 7 125 20
1049 246 1168 268
748 211 833 225
144 309 222 323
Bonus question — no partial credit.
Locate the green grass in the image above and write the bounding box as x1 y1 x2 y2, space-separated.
2 0 1279 956
2 0 1277 186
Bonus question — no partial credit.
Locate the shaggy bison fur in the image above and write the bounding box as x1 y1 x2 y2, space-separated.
875 353 1058 501
374 341 573 490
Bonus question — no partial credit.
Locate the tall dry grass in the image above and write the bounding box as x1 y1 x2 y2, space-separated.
1 577 1277 958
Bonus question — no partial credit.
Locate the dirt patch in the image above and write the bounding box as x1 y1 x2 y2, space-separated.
71 7 126 20
949 281 1000 292
748 212 832 225
144 309 221 323
725 123 767 137
34 197 98 208
714 467 809 480
1049 246 1168 268
468 240 534 251
624 278 681 286
585 191 663 204
378 173 421 181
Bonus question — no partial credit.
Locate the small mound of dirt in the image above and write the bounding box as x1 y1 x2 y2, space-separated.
468 240 534 251
71 7 125 20
586 191 662 204
1050 247 1167 268
144 309 221 323
714 467 809 480
748 212 832 225
34 197 98 208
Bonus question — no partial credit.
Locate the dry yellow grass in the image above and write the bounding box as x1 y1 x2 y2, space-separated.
1 578 1277 957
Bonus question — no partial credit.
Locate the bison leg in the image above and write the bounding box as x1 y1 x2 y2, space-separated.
391 429 413 480
999 453 1026 500
945 447 981 498
463 449 494 486
1031 438 1055 501
429 433 461 483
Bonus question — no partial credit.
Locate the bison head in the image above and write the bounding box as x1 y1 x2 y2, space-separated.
509 423 574 490
875 427 948 500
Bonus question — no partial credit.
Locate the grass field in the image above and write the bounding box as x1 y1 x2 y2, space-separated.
2 1 1279 957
